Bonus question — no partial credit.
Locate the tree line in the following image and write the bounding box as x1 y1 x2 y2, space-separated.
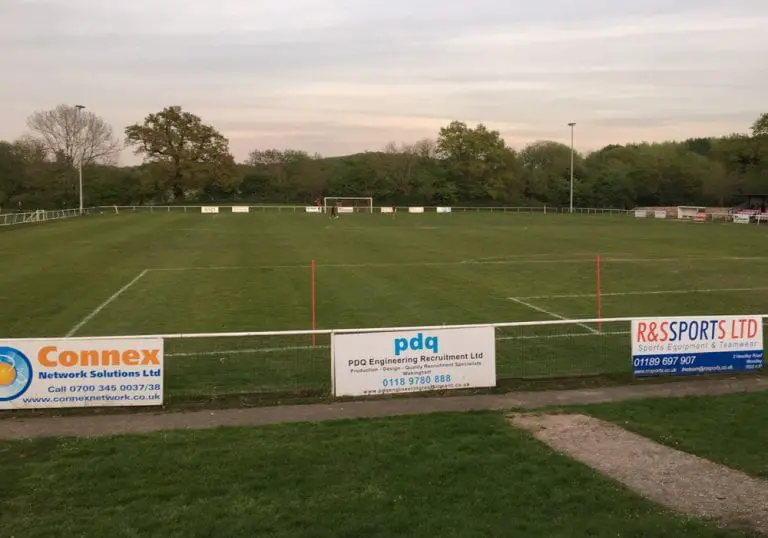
1 105 767 211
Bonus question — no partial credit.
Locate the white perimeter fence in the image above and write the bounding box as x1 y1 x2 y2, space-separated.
0 208 103 227
4 204 763 227
15 315 764 400
109 204 634 216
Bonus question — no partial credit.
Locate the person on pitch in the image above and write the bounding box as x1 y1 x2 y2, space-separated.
331 203 339 219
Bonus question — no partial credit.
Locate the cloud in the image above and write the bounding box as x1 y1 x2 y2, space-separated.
447 11 768 47
0 0 767 162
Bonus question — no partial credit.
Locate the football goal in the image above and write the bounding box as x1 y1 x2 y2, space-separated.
323 197 374 214
677 206 707 220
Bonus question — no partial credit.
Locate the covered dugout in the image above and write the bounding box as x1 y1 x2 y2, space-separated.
733 194 768 223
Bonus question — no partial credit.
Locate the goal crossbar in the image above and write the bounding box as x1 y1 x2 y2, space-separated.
323 197 373 214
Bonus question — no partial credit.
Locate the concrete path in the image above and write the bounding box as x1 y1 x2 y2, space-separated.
1 377 766 440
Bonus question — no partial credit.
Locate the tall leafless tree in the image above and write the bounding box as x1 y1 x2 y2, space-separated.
384 138 438 158
26 104 122 166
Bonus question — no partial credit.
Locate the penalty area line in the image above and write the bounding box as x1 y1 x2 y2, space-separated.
517 286 768 300
65 269 149 337
498 330 629 341
147 255 768 272
509 297 599 334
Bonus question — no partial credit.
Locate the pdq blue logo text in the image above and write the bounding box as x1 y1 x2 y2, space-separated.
0 346 33 401
394 333 439 356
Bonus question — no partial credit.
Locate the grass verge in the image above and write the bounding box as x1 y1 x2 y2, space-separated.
0 412 755 537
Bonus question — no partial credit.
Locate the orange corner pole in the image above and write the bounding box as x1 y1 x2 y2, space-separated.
596 254 602 334
311 260 316 346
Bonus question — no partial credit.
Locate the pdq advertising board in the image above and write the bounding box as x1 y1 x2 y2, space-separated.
0 337 163 409
631 316 763 377
332 326 495 397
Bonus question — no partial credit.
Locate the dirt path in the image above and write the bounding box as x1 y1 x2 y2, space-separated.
1 377 766 440
509 412 768 534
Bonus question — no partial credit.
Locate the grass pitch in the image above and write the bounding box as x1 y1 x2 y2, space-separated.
0 412 751 538
1 211 766 402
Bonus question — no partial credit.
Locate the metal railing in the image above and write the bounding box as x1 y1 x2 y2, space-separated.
104 204 764 222
106 204 634 215
7 315 763 402
0 207 102 227
4 203 761 227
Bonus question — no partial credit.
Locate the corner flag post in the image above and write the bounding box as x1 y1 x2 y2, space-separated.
311 260 317 346
596 254 602 334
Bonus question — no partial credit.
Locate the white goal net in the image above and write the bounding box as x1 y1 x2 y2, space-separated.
323 197 373 214
677 206 706 220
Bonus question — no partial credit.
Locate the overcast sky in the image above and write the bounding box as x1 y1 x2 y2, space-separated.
1 0 767 164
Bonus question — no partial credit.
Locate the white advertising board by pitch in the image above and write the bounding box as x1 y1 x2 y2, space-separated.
201 206 219 214
332 326 495 397
0 337 164 409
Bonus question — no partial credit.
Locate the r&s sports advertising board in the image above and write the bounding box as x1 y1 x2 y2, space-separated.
0 337 163 409
631 316 763 377
332 326 495 397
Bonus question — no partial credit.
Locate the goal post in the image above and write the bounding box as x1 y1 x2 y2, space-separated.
323 197 374 214
677 206 706 220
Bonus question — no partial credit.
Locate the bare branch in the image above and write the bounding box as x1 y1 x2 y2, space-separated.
410 138 438 158
383 141 399 154
26 104 122 166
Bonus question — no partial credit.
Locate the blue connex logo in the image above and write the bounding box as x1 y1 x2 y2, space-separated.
0 346 33 401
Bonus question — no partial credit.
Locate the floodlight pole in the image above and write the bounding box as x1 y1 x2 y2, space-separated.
75 105 86 214
568 122 576 213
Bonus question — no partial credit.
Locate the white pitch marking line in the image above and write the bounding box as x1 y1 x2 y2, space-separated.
459 253 596 264
516 287 768 300
508 297 599 334
147 255 768 272
497 330 629 341
66 269 149 337
150 260 606 271
461 251 624 264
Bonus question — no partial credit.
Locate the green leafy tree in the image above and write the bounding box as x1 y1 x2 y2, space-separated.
751 113 768 138
6 111 768 210
437 121 523 204
125 106 235 200
581 151 636 208
4 138 78 209
0 142 27 209
246 149 327 202
520 141 579 205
